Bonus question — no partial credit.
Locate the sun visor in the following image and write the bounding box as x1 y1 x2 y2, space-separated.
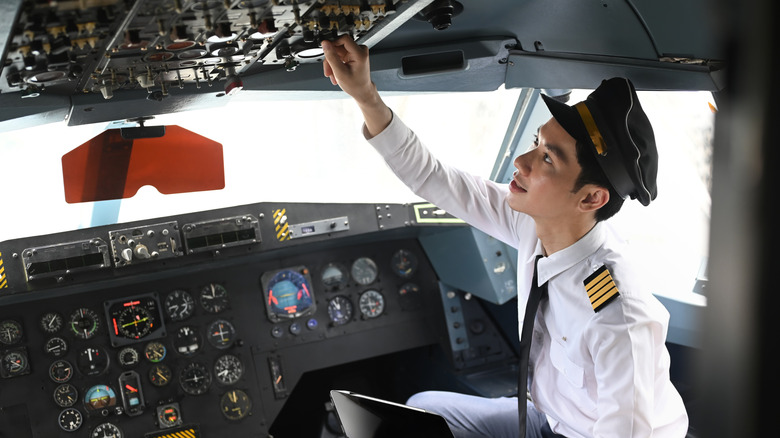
62 125 224 203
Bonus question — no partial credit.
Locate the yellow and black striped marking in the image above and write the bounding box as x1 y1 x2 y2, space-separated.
273 209 291 241
584 265 620 312
0 251 7 289
144 425 199 438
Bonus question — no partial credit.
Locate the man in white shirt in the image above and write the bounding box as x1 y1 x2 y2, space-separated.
321 35 689 438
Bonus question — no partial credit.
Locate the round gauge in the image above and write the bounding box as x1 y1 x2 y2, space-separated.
220 389 252 421
164 289 196 321
40 312 64 333
69 308 100 340
321 263 348 289
206 319 236 349
84 385 117 412
179 362 212 395
44 336 69 357
77 346 109 376
117 305 153 339
263 268 315 321
351 257 378 285
1 349 29 377
157 403 183 428
173 325 202 356
200 283 230 313
49 359 74 383
327 296 353 326
91 422 123 438
148 363 173 387
118 346 140 367
358 290 386 318
399 282 420 296
144 341 167 363
58 407 83 432
0 319 23 345
391 249 418 278
214 354 243 385
54 383 79 407
398 282 421 310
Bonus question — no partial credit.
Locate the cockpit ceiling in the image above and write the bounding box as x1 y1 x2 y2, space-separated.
0 0 726 128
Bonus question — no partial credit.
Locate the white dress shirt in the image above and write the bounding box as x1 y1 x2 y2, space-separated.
366 113 689 438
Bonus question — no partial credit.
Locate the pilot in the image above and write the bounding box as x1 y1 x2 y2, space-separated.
321 36 689 438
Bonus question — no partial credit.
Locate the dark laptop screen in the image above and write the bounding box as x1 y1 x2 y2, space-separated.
330 390 454 438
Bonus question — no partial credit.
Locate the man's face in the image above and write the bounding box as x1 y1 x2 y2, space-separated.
506 117 586 221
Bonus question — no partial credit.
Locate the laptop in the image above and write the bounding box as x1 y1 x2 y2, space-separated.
330 390 454 438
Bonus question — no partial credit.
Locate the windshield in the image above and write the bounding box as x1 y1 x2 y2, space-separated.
0 86 713 302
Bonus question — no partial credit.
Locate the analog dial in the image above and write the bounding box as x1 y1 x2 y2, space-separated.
157 403 183 428
53 383 79 407
358 290 385 318
148 363 173 387
220 389 252 421
76 346 109 376
179 362 211 395
173 325 201 356
118 346 140 367
44 336 68 357
1 350 29 377
117 306 153 339
40 312 64 333
351 257 378 285
327 296 353 326
144 341 167 363
0 319 23 345
69 308 100 340
91 422 122 438
321 263 348 289
214 354 243 385
164 289 195 321
391 249 418 278
199 283 230 313
58 408 83 432
206 319 236 349
83 385 117 412
49 359 74 383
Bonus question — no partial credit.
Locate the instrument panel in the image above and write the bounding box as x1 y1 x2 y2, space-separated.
0 202 447 437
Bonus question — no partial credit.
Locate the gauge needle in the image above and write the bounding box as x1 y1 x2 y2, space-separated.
123 317 148 327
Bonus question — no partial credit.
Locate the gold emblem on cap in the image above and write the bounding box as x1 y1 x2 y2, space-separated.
575 102 608 156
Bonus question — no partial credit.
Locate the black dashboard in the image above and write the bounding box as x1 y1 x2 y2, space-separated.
0 201 487 437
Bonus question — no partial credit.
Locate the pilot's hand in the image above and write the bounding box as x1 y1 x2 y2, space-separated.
321 35 373 102
322 34 391 137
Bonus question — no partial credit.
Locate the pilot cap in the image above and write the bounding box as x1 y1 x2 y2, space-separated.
541 78 658 206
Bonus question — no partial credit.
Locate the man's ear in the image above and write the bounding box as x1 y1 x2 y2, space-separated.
579 185 610 213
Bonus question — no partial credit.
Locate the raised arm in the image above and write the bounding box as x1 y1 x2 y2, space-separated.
321 35 392 138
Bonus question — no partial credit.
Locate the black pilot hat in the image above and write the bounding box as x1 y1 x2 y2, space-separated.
541 78 658 206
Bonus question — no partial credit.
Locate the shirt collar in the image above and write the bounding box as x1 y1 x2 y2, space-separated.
527 222 607 286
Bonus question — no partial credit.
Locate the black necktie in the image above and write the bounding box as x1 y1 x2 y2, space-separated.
518 255 548 438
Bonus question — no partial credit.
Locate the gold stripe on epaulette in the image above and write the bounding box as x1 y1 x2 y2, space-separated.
584 265 620 312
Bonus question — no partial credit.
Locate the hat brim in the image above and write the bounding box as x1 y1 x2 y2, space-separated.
540 94 590 148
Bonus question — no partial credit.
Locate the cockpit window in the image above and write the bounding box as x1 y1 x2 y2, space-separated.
0 86 713 304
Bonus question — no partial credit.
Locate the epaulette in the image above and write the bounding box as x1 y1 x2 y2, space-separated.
583 265 620 312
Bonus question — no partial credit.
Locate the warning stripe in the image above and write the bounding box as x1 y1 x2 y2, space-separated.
0 251 6 289
147 427 197 438
273 209 291 241
584 265 620 312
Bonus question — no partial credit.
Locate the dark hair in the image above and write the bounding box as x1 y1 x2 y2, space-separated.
572 141 624 222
